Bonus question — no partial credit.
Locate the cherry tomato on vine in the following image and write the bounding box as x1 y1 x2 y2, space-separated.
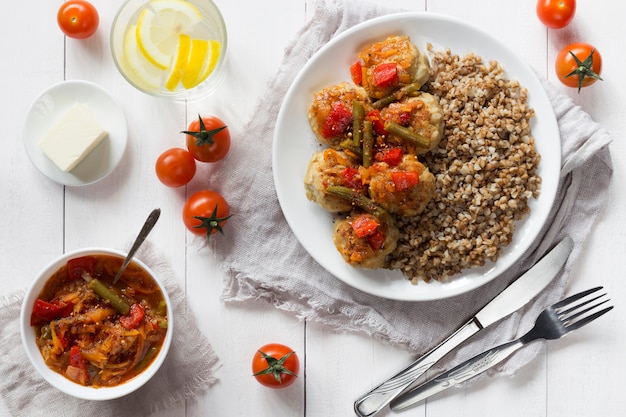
251 343 300 388
182 115 231 163
555 43 603 92
536 0 576 29
182 190 232 241
57 0 99 39
155 148 197 187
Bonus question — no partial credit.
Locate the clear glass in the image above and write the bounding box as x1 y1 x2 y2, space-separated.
111 0 227 101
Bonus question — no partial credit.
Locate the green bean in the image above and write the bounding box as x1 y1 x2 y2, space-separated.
87 278 131 315
362 120 374 168
352 100 365 147
326 186 387 219
384 120 430 149
156 300 167 316
339 139 363 159
372 82 422 109
133 346 159 373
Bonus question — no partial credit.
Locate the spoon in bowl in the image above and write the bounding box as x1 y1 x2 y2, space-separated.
112 208 161 284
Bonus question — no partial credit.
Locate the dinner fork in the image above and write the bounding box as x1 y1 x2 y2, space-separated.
390 286 614 411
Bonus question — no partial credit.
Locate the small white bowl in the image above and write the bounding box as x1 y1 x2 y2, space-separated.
20 248 173 401
22 80 128 187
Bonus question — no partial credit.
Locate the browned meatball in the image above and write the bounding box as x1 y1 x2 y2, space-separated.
380 93 444 155
368 154 436 217
308 82 370 148
358 35 430 99
333 212 399 269
304 149 364 213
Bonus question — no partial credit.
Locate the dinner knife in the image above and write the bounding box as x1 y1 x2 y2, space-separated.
353 236 573 417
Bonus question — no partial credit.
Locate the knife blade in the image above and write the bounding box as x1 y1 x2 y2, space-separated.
353 237 573 417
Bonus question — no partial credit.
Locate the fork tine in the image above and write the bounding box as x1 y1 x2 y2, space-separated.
553 286 603 310
561 298 610 324
559 293 608 320
563 305 614 332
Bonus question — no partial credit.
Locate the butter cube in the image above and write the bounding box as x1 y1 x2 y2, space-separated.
39 103 109 172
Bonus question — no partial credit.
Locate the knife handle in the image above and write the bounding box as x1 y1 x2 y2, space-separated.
353 319 480 417
391 339 523 411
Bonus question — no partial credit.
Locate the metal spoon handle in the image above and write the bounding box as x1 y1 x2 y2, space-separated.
112 208 161 284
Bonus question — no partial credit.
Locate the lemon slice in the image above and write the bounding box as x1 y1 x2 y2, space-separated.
165 34 192 91
123 24 163 90
136 0 203 70
181 38 209 89
194 39 222 85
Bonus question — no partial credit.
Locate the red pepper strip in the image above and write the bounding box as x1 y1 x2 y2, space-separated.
340 166 363 190
351 214 380 238
372 63 398 88
68 345 90 385
67 256 96 280
56 323 69 348
366 110 387 136
350 60 363 85
55 301 74 319
120 303 146 330
367 229 386 251
30 299 62 326
392 171 420 191
398 111 411 126
322 101 353 138
374 147 403 166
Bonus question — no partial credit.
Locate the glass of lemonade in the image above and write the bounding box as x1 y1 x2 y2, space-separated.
111 0 227 100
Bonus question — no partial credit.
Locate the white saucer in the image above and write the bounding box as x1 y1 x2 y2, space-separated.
23 80 128 186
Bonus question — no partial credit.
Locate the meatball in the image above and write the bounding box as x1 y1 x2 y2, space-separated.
308 82 370 149
358 35 430 99
368 154 436 217
380 93 444 155
304 148 363 213
333 212 399 269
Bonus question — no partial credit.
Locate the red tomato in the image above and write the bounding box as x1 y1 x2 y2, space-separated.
372 63 398 88
374 147 403 166
155 148 197 187
351 214 380 238
30 299 62 326
67 256 96 280
391 171 420 191
251 343 300 388
120 303 145 330
350 61 363 85
183 115 231 163
57 0 99 39
321 102 353 139
366 229 386 251
555 43 603 92
536 0 576 29
182 190 232 241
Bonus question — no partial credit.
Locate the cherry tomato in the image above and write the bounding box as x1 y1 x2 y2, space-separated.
555 43 603 92
182 115 231 163
251 343 300 388
536 0 576 29
182 190 232 241
155 148 197 187
57 0 99 39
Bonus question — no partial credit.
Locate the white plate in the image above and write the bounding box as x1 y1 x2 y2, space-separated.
273 12 560 301
23 80 128 186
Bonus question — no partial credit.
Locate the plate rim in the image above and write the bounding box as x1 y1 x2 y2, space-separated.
272 11 560 301
22 79 128 187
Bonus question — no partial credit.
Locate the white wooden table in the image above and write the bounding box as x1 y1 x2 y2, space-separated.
2 1 623 416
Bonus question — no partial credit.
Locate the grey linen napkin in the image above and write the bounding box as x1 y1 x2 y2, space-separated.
0 243 219 417
211 0 613 378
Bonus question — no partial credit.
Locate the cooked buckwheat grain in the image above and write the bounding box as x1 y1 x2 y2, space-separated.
386 46 541 283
